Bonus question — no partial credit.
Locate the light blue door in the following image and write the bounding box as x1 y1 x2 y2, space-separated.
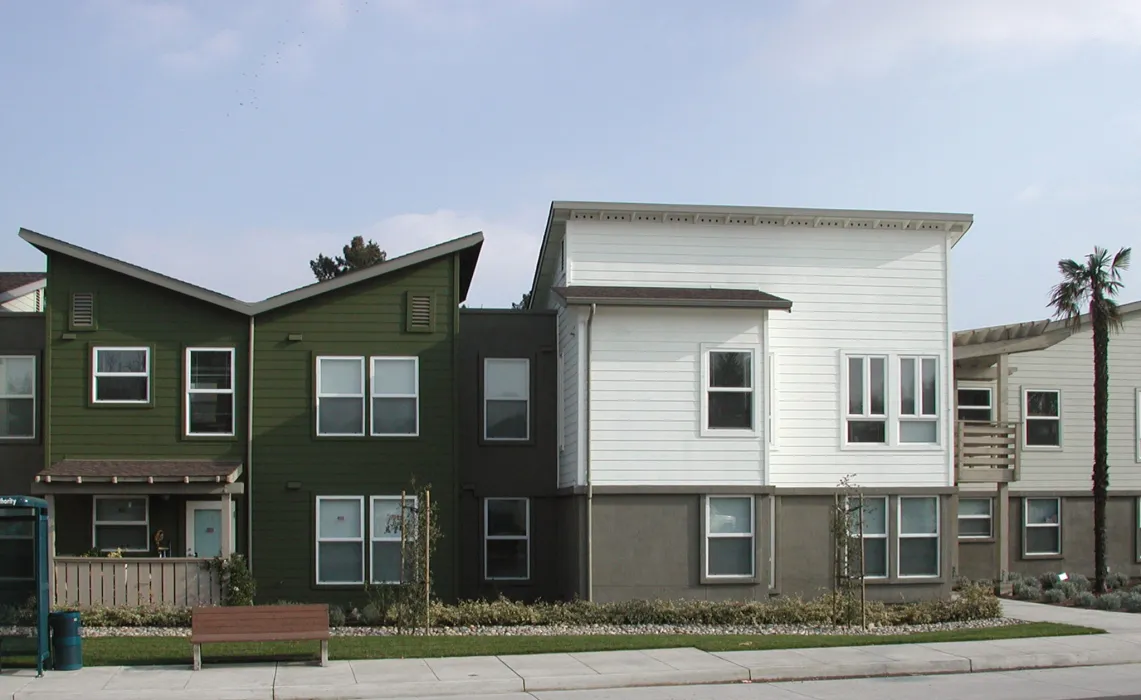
193 508 223 558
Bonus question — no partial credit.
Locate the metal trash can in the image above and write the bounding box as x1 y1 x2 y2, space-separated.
48 611 82 671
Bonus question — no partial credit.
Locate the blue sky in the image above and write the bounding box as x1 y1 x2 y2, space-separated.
1 0 1138 328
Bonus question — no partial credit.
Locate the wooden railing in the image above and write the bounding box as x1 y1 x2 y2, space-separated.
52 557 221 608
955 420 1020 482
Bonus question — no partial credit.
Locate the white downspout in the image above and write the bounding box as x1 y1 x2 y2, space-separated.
585 303 596 601
246 315 255 573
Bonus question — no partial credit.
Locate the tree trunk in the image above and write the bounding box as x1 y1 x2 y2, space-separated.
1092 302 1111 594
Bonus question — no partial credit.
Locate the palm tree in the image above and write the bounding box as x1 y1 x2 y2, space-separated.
1048 246 1131 594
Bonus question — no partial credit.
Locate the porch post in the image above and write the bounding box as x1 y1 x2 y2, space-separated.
45 495 56 605
995 353 1011 590
220 493 233 558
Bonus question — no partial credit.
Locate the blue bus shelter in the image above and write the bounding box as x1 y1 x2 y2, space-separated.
0 495 50 676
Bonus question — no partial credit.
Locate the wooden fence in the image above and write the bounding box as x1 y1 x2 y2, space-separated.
52 557 221 608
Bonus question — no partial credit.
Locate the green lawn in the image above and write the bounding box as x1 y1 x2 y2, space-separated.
3 622 1099 668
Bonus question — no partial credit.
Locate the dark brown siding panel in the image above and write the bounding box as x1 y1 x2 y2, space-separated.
0 313 45 496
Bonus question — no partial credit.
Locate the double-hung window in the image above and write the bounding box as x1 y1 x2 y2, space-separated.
484 359 529 440
957 388 993 422
957 498 993 539
484 498 529 580
316 496 364 584
370 496 415 584
899 497 940 577
316 357 365 436
0 518 33 580
370 357 418 436
1024 389 1061 447
93 496 149 552
705 350 755 431
186 348 235 436
0 356 35 438
845 355 887 443
850 496 888 578
705 496 755 578
92 347 150 403
899 356 939 443
1024 497 1061 556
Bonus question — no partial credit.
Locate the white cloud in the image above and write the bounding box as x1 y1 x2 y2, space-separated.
161 29 242 73
106 210 542 307
754 0 1141 80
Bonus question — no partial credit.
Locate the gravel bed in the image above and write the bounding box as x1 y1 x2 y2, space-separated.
2 617 1020 639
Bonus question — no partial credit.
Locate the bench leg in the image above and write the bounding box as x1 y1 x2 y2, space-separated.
192 643 202 671
320 639 329 667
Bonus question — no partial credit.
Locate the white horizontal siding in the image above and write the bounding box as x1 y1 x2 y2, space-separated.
557 307 579 488
1 290 41 312
569 220 953 489
1005 314 1141 491
588 306 764 486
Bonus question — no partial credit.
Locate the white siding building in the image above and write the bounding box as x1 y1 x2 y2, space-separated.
0 273 45 312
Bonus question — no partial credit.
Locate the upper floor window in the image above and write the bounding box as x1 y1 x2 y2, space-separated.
370 357 419 436
92 347 150 404
484 359 529 440
1024 389 1060 447
0 355 35 438
186 348 234 436
316 357 365 436
957 388 993 422
899 356 938 444
705 350 755 432
845 355 886 443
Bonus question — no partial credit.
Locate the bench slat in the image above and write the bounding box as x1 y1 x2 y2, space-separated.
191 604 329 643
192 631 330 644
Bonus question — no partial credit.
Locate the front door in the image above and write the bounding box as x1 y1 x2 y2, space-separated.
186 501 236 558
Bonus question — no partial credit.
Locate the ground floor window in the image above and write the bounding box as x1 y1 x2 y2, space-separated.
0 518 33 580
1024 497 1061 556
370 495 416 584
93 496 149 552
850 496 888 578
899 497 940 577
705 496 755 578
957 498 993 539
485 498 529 580
316 496 364 584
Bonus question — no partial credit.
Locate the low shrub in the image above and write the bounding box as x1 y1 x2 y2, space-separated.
1039 572 1060 590
1095 592 1125 611
329 605 347 627
1069 574 1091 592
1012 581 1042 601
1107 572 1131 591
1124 593 1141 613
1074 591 1097 608
1042 588 1067 604
1059 582 1079 599
71 605 192 627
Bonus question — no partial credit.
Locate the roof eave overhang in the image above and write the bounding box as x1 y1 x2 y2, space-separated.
0 278 46 303
557 296 792 311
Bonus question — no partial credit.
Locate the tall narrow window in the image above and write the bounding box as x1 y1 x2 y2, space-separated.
899 497 940 577
485 498 529 580
1024 389 1061 446
899 356 939 443
0 519 33 581
92 347 150 404
958 498 993 539
0 356 35 438
706 350 754 431
484 359 529 440
957 388 993 422
846 355 887 443
850 496 888 578
316 496 364 584
316 357 365 436
370 495 416 584
186 348 235 436
705 496 755 578
370 357 419 436
1024 498 1061 555
93 496 149 552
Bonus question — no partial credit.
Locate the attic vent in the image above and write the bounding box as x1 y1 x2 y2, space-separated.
919 222 946 230
664 214 693 223
850 220 872 228
696 215 725 224
602 212 630 221
571 211 599 220
406 292 435 333
877 221 902 229
726 216 753 225
70 293 95 330
756 217 782 226
634 213 661 222
820 219 844 227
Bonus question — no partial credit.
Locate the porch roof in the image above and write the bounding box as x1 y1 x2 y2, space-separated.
551 285 793 310
35 459 243 486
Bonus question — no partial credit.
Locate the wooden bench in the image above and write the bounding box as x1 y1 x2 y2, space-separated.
190 604 330 670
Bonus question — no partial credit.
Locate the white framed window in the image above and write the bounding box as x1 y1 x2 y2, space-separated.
185 348 235 436
1024 497 1061 556
704 496 755 578
0 355 35 439
958 498 993 539
370 357 419 436
0 518 34 581
850 496 888 578
899 356 939 444
844 355 887 444
93 496 149 552
957 387 993 422
370 495 416 584
484 359 529 440
92 347 150 404
703 347 756 433
485 498 529 580
316 496 364 584
1024 389 1061 447
316 357 365 436
898 497 940 577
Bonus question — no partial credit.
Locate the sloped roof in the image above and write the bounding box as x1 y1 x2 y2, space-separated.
18 228 484 314
37 459 243 484
552 285 793 310
954 300 1141 362
0 272 45 294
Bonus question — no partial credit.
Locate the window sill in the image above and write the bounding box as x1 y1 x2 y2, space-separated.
370 434 421 439
1021 553 1063 561
485 577 531 583
700 430 760 439
182 434 239 442
480 437 535 447
958 537 996 544
700 575 760 586
88 402 155 410
1023 445 1063 452
0 435 37 442
866 576 947 586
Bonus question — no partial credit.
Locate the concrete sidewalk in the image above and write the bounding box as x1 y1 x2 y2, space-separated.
2 631 1139 700
1001 598 1141 634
